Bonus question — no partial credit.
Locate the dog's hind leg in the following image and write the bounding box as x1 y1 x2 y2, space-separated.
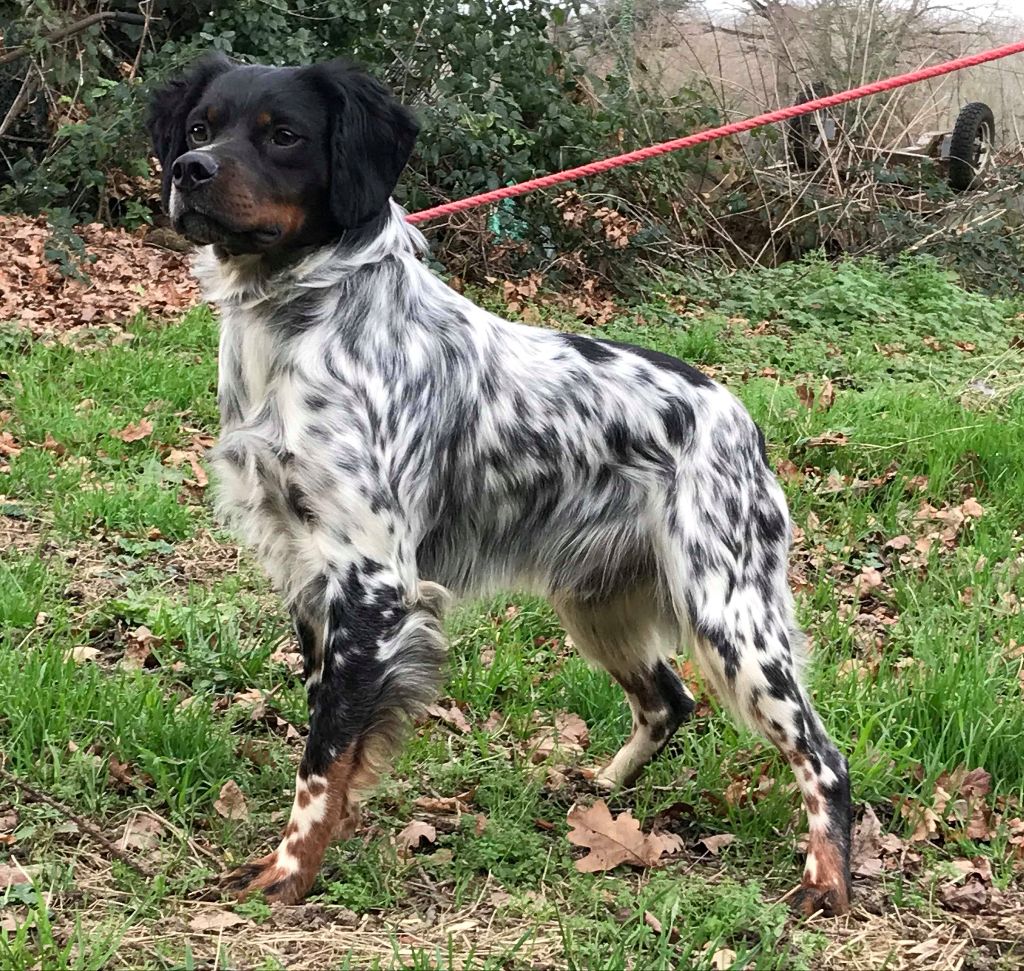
667 460 852 916
554 588 695 789
222 567 449 904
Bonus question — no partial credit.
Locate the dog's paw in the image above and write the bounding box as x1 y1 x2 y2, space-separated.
789 881 851 918
220 852 313 905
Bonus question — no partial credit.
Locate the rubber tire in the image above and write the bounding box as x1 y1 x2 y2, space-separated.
948 101 994 192
787 83 835 170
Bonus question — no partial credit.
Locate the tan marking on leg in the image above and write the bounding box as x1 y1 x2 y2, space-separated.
234 744 384 904
798 830 850 916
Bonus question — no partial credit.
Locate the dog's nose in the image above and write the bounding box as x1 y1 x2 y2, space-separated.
171 151 219 191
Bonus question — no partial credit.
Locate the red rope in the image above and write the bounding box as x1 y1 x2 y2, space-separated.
406 39 1024 225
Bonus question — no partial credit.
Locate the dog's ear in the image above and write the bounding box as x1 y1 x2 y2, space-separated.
306 60 419 229
146 52 235 210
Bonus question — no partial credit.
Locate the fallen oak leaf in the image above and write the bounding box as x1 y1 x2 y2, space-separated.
699 833 735 856
530 711 590 763
803 431 849 448
819 378 835 411
214 780 249 821
186 453 208 488
961 497 984 519
0 863 36 889
396 820 436 856
709 947 738 970
111 419 153 443
425 703 471 734
0 432 22 457
567 800 682 873
189 909 249 931
120 625 162 670
413 793 473 815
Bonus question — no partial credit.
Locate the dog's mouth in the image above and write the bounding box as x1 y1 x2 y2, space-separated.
175 209 283 254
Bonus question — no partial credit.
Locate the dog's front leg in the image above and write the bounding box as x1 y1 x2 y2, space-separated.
222 565 449 904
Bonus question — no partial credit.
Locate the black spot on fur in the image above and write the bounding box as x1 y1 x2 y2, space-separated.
598 339 714 389
287 482 317 524
562 333 616 364
661 398 695 447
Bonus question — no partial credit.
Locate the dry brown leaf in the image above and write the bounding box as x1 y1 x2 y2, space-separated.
238 739 274 767
795 382 815 409
483 710 503 733
40 433 66 456
643 911 662 934
819 378 835 411
121 625 162 670
566 800 682 873
425 703 471 734
396 820 436 856
940 876 989 912
111 419 153 443
413 792 474 815
108 756 137 789
899 798 941 842
710 947 738 970
189 909 249 931
0 863 35 889
776 459 804 484
214 780 249 821
119 814 164 853
270 640 304 676
186 453 208 488
231 688 268 721
699 833 735 856
854 566 885 598
962 497 984 519
804 431 849 448
530 711 590 763
69 645 101 663
0 432 22 457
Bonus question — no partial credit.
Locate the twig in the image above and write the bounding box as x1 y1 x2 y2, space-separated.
0 11 147 68
129 2 155 82
0 763 155 879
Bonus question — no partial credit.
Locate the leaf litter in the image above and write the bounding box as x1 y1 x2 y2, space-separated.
566 800 682 873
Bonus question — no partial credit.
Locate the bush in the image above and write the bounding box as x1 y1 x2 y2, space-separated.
0 0 720 288
3 1 1021 294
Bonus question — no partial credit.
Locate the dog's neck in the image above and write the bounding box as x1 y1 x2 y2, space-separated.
192 201 427 309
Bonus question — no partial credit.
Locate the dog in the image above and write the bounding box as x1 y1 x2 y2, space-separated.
147 53 852 915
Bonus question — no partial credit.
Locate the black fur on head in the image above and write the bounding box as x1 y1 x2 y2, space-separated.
146 51 235 210
302 59 420 230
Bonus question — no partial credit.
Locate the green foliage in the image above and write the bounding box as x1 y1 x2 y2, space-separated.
0 0 717 287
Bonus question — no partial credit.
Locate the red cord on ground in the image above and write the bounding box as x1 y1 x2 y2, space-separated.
406 39 1024 226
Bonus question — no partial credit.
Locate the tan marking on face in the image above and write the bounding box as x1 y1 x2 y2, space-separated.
256 111 272 128
254 200 306 239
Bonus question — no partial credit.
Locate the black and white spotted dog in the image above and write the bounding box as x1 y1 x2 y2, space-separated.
148 53 852 915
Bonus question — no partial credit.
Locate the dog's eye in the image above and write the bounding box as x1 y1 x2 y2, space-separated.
189 123 209 144
271 128 300 147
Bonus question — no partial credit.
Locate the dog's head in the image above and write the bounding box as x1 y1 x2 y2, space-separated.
146 54 419 254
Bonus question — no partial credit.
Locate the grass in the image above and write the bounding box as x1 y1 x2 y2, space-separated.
1 254 1023 969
